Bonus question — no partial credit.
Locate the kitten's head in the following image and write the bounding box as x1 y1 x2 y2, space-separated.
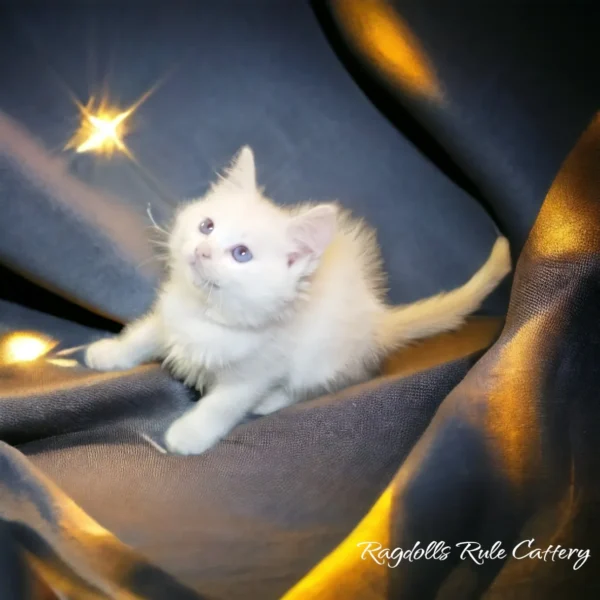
168 147 337 326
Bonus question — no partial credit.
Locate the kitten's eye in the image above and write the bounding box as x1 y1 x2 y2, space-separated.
231 245 253 263
199 219 214 235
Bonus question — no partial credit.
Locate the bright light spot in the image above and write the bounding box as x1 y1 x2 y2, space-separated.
332 0 442 100
76 109 132 155
2 333 56 364
65 94 134 158
66 82 162 158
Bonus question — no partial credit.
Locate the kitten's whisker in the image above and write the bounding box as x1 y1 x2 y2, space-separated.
147 226 170 240
214 170 228 183
146 204 170 236
54 344 87 357
137 255 169 268
146 248 170 257
140 432 167 454
146 226 169 238
147 233 169 241
206 282 214 305
149 239 170 248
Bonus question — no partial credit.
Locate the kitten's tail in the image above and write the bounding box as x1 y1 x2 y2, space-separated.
377 237 511 351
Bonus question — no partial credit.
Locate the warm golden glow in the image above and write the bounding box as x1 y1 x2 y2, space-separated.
46 358 80 369
1 332 56 364
528 112 600 257
332 0 442 100
77 108 132 155
484 315 544 485
383 317 503 378
66 83 159 158
64 94 134 158
282 487 393 599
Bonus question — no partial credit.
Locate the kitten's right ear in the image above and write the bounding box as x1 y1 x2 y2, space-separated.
223 146 256 190
287 204 337 262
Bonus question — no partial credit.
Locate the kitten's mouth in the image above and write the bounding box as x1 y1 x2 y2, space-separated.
185 255 221 290
190 268 220 290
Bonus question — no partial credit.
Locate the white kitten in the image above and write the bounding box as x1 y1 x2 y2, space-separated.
85 146 511 455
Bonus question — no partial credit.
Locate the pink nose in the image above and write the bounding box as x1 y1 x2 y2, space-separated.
195 243 211 260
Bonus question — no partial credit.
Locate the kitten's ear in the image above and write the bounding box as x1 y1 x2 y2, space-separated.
288 204 338 259
225 146 256 190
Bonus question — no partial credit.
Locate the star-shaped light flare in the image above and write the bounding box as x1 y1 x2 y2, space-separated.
66 83 158 158
75 108 132 155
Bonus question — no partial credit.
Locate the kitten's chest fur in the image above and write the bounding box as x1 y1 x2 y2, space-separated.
157 289 269 390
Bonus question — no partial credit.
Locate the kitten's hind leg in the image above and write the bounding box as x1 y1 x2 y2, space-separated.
252 389 294 416
85 312 162 371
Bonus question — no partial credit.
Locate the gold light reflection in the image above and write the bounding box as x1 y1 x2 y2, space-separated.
65 83 159 158
282 487 393 600
1 332 57 364
332 0 442 100
47 358 80 369
485 315 544 485
77 107 132 155
65 96 134 158
528 112 600 257
383 317 503 378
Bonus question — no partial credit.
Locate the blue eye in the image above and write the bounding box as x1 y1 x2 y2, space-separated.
231 245 253 263
199 219 214 234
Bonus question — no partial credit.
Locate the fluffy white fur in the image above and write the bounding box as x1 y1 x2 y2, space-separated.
85 146 511 455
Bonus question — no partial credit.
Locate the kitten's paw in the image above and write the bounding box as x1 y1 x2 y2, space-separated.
164 414 224 455
85 338 135 371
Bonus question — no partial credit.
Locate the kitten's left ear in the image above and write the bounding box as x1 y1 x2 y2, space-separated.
288 204 338 259
225 146 256 190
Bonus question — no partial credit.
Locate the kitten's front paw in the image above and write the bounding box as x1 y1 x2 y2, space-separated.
164 414 224 456
85 338 135 371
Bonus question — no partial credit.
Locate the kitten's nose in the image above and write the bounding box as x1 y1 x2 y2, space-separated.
195 243 212 260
